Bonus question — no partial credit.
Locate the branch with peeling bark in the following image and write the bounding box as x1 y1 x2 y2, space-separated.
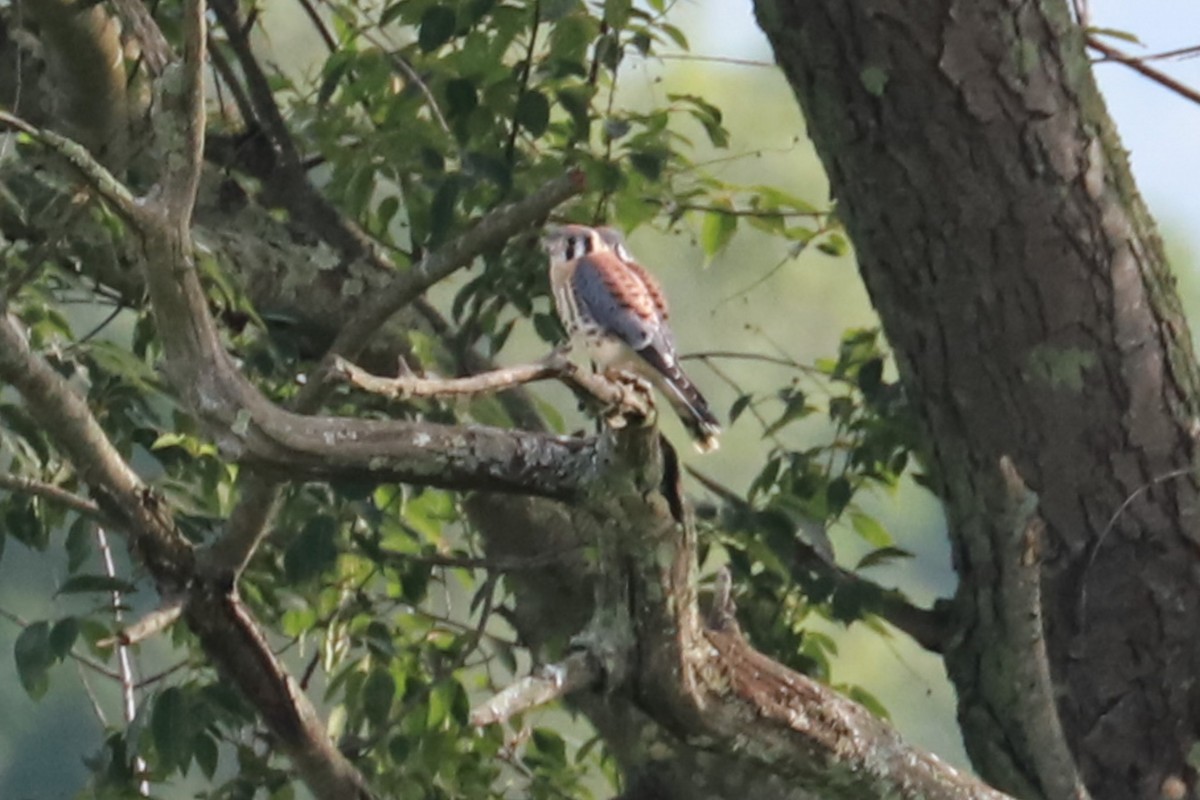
471 650 602 727
334 349 656 425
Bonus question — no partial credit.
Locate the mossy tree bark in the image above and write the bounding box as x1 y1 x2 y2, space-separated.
755 1 1200 798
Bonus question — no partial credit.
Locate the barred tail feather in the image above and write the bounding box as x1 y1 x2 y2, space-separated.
638 346 721 452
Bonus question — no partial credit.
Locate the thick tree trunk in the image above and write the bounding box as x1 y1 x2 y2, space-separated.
754 1 1200 798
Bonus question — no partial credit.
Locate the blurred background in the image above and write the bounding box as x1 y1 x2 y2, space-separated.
2 0 1199 795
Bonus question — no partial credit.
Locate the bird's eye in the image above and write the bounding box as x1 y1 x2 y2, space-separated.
567 235 590 260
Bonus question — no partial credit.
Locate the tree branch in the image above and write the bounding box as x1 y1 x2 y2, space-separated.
333 350 654 423
160 0 207 224
471 650 602 727
0 110 146 226
1087 35 1200 108
994 458 1092 800
100 598 184 647
0 471 108 522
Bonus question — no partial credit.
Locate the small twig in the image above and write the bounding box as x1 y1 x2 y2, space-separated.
506 0 541 164
210 0 303 170
333 353 566 399
655 53 777 69
99 598 184 647
75 660 111 728
470 649 602 727
295 0 339 53
357 536 582 572
1078 464 1195 626
0 111 145 226
0 472 107 521
1088 35 1200 108
134 659 192 690
661 201 828 220
95 525 150 796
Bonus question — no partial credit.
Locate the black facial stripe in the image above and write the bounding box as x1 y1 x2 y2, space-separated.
565 234 593 261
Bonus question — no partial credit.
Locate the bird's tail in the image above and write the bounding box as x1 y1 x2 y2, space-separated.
639 347 721 452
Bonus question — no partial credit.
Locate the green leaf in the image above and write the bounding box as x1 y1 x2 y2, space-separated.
284 515 340 584
729 394 753 425
603 0 632 28
1087 26 1143 45
56 574 138 596
363 668 396 727
194 732 219 779
855 545 913 570
532 312 564 344
845 684 891 720
825 477 853 516
763 391 809 437
444 78 478 119
6 498 48 551
49 617 79 660
65 515 91 573
418 5 457 51
152 686 192 774
849 513 897 551
700 203 737 259
857 357 884 398
817 232 849 257
660 23 689 50
14 621 53 699
515 90 550 137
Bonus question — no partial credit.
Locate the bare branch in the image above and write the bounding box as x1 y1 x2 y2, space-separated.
994 457 1092 800
0 471 107 521
1088 35 1200 108
333 350 653 422
357 535 583 573
159 0 207 223
471 650 603 727
99 598 185 647
333 354 565 400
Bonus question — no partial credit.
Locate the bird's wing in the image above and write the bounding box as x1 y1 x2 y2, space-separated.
571 250 667 352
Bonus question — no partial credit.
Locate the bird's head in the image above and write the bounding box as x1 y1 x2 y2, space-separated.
543 224 605 263
595 226 634 263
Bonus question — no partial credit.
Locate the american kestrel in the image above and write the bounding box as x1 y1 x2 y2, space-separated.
543 224 721 452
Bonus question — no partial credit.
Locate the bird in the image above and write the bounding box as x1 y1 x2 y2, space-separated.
543 224 721 452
